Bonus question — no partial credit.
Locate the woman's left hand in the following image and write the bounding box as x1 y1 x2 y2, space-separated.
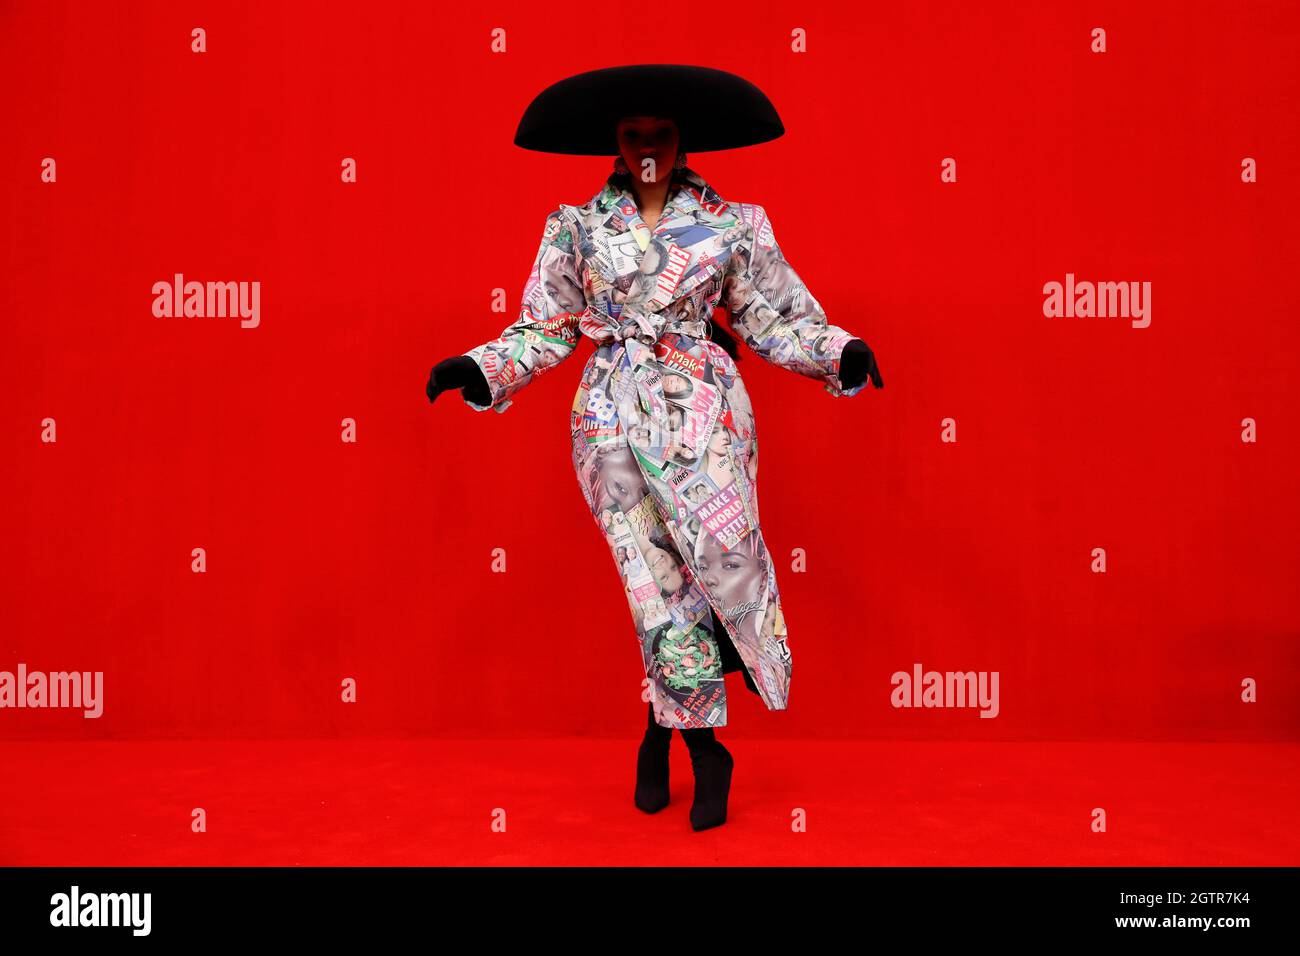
839 339 884 390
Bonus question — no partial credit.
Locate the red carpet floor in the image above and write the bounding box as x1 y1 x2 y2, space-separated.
1 739 1295 866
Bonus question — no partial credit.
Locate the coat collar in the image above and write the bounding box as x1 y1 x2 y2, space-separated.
590 164 726 221
578 166 737 314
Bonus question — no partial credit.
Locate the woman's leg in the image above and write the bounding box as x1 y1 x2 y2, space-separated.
634 700 672 814
678 723 734 831
676 610 744 830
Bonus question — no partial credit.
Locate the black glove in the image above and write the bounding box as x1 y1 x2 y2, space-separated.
426 355 492 406
839 339 884 390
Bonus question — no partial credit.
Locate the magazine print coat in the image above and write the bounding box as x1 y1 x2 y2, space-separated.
462 165 869 729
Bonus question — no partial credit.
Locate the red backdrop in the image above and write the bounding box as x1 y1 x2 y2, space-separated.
3 0 1297 743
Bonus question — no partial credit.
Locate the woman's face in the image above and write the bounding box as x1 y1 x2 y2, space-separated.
662 406 685 443
598 451 649 512
662 372 691 399
708 426 731 457
617 116 680 183
669 439 698 466
545 274 585 312
644 544 685 593
696 535 765 613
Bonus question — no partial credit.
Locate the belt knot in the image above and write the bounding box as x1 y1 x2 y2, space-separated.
614 308 660 347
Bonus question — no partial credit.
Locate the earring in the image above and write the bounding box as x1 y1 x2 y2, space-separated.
674 151 688 169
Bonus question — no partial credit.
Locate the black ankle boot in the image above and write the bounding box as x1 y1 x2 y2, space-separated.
679 728 734 831
634 702 672 813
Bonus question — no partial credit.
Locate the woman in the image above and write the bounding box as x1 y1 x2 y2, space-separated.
426 65 884 831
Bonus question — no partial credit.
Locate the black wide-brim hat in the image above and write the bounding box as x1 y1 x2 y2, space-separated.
514 64 785 156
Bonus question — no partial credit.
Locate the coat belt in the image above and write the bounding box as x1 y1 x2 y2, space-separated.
579 304 710 348
579 305 707 448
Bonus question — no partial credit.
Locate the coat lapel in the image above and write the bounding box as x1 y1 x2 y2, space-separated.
580 167 738 315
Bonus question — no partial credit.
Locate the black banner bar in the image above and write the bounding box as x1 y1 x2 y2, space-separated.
0 866 1292 942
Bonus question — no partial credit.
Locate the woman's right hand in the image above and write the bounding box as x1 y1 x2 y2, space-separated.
426 355 491 406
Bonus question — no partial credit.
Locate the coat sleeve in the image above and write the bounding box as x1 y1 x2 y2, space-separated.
720 203 867 398
461 207 586 413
